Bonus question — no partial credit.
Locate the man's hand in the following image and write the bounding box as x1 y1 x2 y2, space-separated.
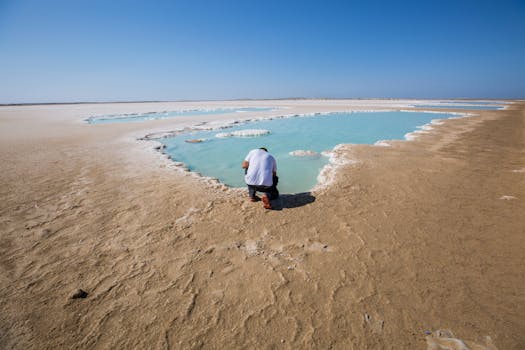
242 160 249 169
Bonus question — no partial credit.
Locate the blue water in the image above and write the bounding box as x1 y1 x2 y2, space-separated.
86 107 276 124
158 111 456 194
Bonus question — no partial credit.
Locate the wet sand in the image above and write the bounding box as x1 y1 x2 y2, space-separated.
0 100 523 349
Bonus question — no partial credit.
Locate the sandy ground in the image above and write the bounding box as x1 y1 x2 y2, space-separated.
0 100 523 349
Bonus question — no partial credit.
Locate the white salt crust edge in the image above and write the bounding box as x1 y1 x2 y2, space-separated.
86 106 281 122
140 106 491 193
403 112 475 141
215 129 270 138
374 140 391 147
289 150 320 157
312 145 359 192
135 139 232 193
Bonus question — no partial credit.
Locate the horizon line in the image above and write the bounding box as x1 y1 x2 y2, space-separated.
1 96 521 107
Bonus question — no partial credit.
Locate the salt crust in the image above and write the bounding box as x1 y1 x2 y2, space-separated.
140 107 477 193
134 138 231 192
313 145 358 192
410 100 508 109
215 129 270 138
85 106 277 123
403 112 475 141
289 150 320 157
374 140 391 147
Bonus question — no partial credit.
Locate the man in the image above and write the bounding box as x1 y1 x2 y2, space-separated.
242 147 279 209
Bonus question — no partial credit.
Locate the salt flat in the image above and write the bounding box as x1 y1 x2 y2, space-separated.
0 99 523 349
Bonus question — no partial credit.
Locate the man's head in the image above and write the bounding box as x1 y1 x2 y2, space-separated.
259 147 268 152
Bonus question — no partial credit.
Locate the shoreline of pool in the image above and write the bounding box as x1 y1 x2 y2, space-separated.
137 108 478 194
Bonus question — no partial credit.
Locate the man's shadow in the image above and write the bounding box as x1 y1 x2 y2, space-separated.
270 192 316 210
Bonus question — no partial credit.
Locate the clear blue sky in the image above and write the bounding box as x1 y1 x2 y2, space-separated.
1 0 524 103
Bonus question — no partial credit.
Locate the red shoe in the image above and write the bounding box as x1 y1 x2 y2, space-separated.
262 195 272 209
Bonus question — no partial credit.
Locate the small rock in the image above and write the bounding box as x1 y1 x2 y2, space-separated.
71 289 88 299
41 228 52 237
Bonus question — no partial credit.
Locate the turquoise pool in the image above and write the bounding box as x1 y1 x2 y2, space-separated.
158 111 458 194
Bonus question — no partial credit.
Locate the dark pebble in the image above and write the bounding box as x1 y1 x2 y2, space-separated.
71 289 88 299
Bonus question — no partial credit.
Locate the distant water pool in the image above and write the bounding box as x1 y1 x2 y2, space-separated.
86 107 276 124
158 111 457 194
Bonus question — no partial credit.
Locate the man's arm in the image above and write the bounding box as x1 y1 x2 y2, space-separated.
242 150 253 169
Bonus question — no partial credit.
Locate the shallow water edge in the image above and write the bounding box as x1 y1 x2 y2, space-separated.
139 108 474 194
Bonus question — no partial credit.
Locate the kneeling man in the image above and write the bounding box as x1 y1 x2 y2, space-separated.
242 147 279 209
